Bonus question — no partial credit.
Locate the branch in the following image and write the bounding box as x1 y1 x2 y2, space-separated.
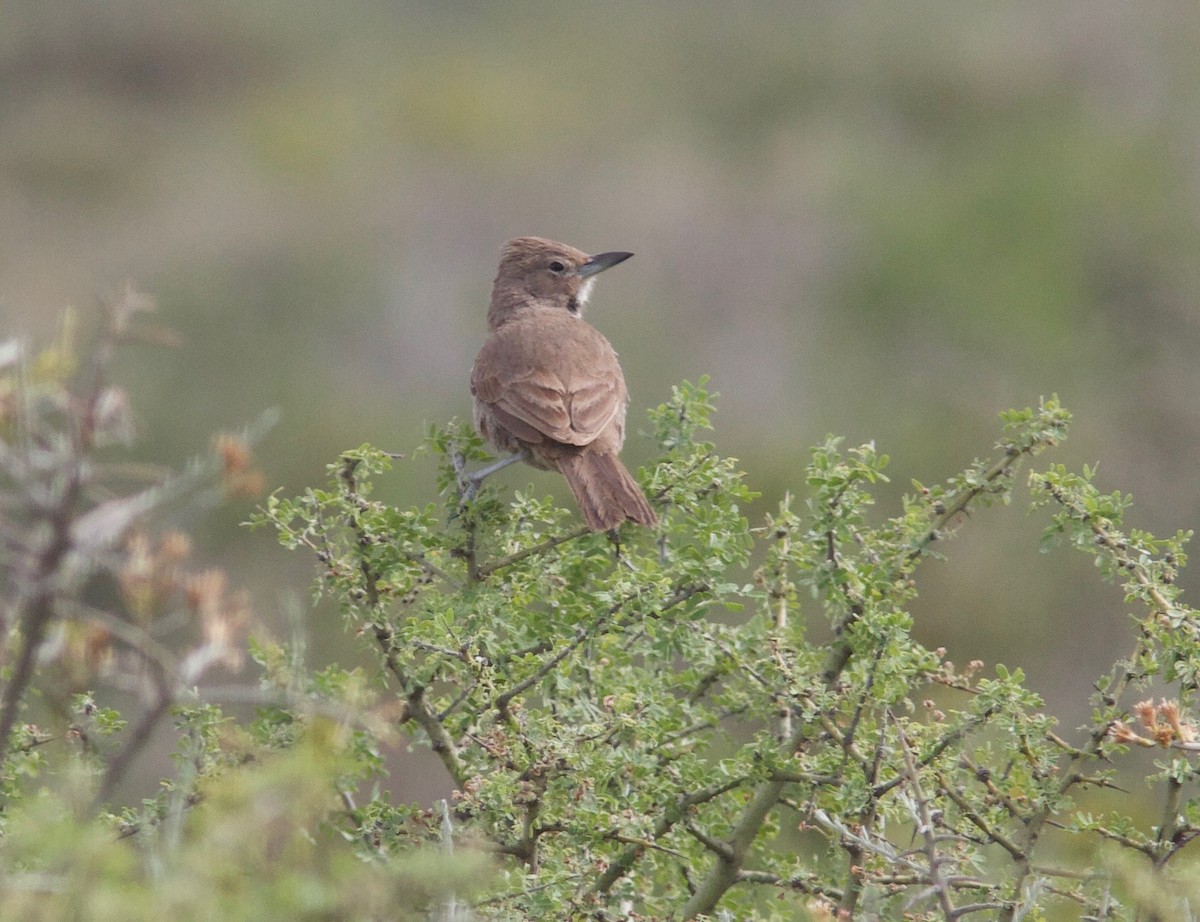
0 374 95 771
681 427 1064 919
934 771 1026 861
735 868 842 901
476 524 590 579
336 458 468 787
894 715 957 920
589 777 743 897
94 683 172 807
492 581 709 720
679 766 789 918
684 821 734 862
999 479 1172 918
872 707 996 799
372 621 466 787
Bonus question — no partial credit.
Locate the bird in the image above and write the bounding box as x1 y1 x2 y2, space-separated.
470 236 658 532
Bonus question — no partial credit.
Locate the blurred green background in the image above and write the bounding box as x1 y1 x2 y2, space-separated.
3 2 1199 796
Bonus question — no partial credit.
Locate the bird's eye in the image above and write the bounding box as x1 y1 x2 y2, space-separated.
548 260 566 273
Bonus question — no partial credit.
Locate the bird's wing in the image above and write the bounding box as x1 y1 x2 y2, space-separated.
471 324 623 447
560 372 622 442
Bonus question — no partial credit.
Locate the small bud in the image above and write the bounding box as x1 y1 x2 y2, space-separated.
1109 721 1155 747
1158 699 1195 744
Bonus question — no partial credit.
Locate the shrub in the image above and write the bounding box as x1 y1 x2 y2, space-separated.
1 309 1197 920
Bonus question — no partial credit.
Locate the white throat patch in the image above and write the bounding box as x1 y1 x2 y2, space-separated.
577 276 596 308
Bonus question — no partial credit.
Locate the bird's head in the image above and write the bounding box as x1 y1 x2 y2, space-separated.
489 236 633 326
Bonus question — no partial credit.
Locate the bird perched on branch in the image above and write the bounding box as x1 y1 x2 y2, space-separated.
470 236 658 532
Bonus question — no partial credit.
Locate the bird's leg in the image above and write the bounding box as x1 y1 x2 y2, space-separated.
471 450 528 482
462 450 529 501
607 527 628 567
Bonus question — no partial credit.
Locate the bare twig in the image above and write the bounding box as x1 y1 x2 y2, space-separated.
894 714 957 919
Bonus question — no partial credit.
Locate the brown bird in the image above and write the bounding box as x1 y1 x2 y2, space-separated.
470 236 658 532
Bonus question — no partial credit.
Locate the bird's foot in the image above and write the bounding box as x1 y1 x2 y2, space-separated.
607 528 636 570
461 451 528 502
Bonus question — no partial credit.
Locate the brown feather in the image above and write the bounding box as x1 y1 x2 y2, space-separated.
556 452 658 532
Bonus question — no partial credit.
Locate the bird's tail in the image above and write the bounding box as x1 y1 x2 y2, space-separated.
556 451 658 532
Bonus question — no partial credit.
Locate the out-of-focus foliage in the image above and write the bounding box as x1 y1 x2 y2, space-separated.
0 310 488 920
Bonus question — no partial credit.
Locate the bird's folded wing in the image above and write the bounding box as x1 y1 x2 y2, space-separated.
476 369 619 447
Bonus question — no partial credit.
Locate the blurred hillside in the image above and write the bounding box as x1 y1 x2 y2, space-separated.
3 1 1199 727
